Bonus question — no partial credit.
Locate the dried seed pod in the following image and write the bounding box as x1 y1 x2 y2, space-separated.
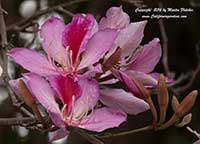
157 74 169 124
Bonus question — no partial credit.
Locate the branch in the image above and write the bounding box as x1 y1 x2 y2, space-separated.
0 117 37 126
96 125 153 139
6 0 89 32
158 2 172 78
0 0 7 47
173 43 200 93
68 126 104 144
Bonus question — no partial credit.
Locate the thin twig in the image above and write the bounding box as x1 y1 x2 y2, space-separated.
186 126 200 138
0 0 8 47
174 64 200 93
158 2 172 78
173 43 200 93
57 6 74 17
68 126 104 144
0 117 37 126
122 0 146 8
96 125 153 139
0 0 35 118
6 0 89 32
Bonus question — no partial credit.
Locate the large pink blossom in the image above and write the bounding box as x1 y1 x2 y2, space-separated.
7 6 165 142
8 14 118 77
8 13 128 141
99 7 170 104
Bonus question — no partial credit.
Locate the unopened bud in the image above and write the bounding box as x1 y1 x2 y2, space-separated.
175 90 197 117
171 96 180 112
131 76 158 125
176 113 192 127
157 74 169 124
159 90 197 130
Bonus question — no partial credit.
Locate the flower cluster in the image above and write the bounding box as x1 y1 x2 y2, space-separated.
8 6 164 141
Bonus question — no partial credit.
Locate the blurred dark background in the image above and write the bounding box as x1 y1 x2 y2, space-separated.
1 0 200 143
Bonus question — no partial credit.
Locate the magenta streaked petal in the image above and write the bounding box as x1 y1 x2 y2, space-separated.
7 48 58 76
78 107 127 132
78 29 118 70
114 21 147 58
100 88 149 115
48 129 69 142
40 16 69 67
23 73 65 128
126 70 157 86
62 14 96 64
128 38 162 73
112 69 143 98
99 6 130 30
73 78 99 118
48 75 81 113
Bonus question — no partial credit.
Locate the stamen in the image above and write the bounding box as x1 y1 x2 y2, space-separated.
61 104 67 121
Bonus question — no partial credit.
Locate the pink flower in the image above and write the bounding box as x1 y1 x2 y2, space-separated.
10 73 126 141
7 14 118 77
98 7 170 100
8 13 127 141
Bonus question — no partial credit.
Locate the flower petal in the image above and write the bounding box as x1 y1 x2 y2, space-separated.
111 69 143 98
7 48 58 76
100 88 149 115
73 78 99 118
126 70 157 86
78 29 118 70
99 6 130 30
78 107 127 132
48 75 81 113
128 38 162 73
40 16 70 67
149 72 173 84
114 21 147 58
194 139 200 144
49 129 69 142
79 63 102 79
62 14 96 64
23 73 65 128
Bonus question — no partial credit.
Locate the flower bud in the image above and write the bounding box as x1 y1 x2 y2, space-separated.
157 74 169 124
176 113 192 127
171 96 180 112
131 76 158 125
159 90 197 130
175 90 197 118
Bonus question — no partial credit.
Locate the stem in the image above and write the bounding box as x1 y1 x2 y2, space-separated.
6 0 89 32
97 125 154 139
0 0 7 47
68 126 104 144
158 2 171 78
0 117 37 126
